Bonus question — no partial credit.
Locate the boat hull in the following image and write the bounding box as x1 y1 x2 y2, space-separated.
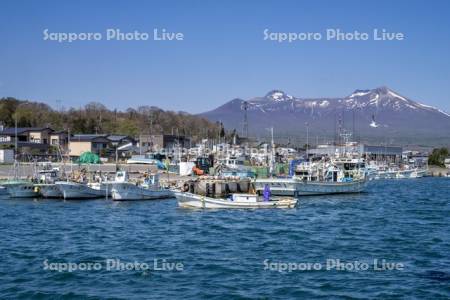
294 180 367 195
0 186 9 196
254 179 298 196
88 182 113 197
36 184 63 198
175 192 297 209
255 178 367 196
375 168 428 180
4 183 40 198
111 183 174 201
56 182 106 199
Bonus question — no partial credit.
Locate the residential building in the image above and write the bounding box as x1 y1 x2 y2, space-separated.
0 127 53 144
69 135 111 156
0 127 66 154
68 134 136 157
139 134 190 152
50 131 69 150
106 135 136 146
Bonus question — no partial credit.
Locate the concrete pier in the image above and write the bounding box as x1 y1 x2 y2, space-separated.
427 166 450 177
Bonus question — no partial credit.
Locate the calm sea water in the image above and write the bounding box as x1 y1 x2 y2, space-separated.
0 178 449 299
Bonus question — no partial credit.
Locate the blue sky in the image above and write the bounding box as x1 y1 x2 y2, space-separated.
1 0 449 113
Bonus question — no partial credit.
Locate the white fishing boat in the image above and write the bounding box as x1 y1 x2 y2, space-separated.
375 166 428 179
375 168 396 180
35 167 64 198
410 168 428 178
3 180 40 198
175 192 297 209
85 169 129 198
111 173 173 200
396 167 428 179
395 169 414 179
255 177 367 196
255 158 368 196
297 176 367 195
55 181 107 199
112 183 173 200
2 133 40 198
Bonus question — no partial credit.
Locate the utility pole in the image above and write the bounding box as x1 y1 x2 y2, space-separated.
115 142 119 165
149 111 153 135
56 99 62 112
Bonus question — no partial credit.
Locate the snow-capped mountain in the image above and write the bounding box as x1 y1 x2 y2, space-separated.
264 90 294 102
199 87 450 144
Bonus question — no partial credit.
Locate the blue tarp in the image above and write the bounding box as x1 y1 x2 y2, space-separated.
289 159 305 176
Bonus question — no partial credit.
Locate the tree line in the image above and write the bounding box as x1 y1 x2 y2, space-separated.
0 97 222 141
428 147 449 167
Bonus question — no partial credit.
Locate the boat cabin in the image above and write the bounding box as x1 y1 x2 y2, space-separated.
114 171 129 183
38 168 59 183
143 173 160 188
230 194 258 202
218 156 245 169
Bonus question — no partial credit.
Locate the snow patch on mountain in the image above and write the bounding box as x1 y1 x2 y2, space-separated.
319 100 330 107
349 90 370 98
369 94 380 105
416 102 450 117
265 90 294 102
403 102 418 110
438 109 450 117
388 90 407 101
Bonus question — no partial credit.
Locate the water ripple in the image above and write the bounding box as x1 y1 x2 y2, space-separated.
0 178 449 299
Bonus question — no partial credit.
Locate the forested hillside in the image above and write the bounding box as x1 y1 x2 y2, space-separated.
0 97 221 140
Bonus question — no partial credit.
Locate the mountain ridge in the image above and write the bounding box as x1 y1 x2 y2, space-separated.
199 87 450 145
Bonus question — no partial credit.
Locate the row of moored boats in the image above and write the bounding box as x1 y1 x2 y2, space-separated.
0 170 173 201
1 154 429 209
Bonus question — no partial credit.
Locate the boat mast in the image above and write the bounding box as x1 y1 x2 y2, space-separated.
269 127 275 176
62 127 70 180
14 114 18 179
305 122 309 159
305 122 312 180
68 127 73 180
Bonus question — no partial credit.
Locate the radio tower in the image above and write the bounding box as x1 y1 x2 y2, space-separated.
241 101 249 138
